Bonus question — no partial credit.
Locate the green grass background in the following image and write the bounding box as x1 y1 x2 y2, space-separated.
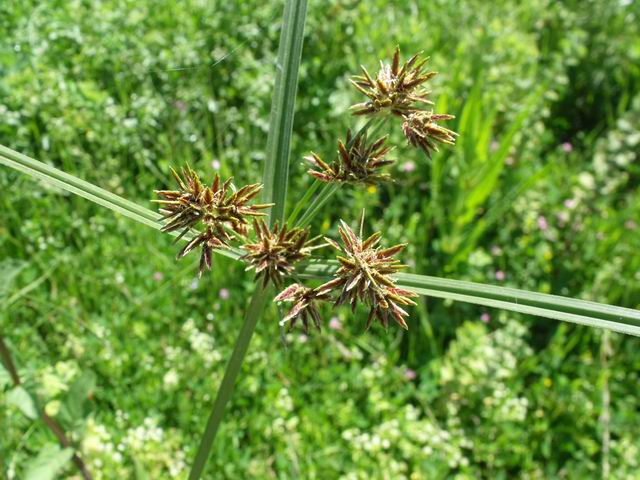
1 0 640 478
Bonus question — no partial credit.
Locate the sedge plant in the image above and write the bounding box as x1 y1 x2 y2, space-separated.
1 0 640 478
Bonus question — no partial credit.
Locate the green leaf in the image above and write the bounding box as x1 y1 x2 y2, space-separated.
7 385 38 419
59 370 96 425
262 0 308 226
0 147 238 261
189 2 308 479
0 363 11 389
23 443 73 480
0 258 27 300
297 261 640 336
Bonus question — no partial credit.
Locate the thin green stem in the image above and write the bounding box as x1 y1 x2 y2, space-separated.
188 1 308 477
187 286 269 480
287 179 321 225
296 182 340 227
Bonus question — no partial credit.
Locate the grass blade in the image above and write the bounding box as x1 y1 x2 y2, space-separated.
187 286 269 479
189 1 308 478
296 261 640 336
262 0 308 225
4 145 638 336
0 145 156 222
0 148 239 261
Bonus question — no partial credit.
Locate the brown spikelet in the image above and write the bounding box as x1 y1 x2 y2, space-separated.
240 220 311 287
154 165 273 276
306 130 394 185
350 46 437 117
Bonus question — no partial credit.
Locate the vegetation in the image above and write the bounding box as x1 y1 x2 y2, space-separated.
1 0 639 478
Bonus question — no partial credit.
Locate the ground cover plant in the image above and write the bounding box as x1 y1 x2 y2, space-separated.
1 0 640 478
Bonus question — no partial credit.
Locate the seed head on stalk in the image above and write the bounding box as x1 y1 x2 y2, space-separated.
402 111 457 157
350 46 437 117
274 283 330 334
240 219 311 287
153 166 272 276
306 130 394 185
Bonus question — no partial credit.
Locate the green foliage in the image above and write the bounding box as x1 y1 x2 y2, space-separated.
1 0 640 479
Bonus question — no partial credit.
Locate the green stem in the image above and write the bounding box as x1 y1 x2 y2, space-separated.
296 182 340 227
188 1 308 477
188 287 269 480
287 179 321 225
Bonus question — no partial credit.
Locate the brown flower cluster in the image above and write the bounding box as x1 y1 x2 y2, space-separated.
402 112 457 158
240 219 310 288
350 46 457 157
154 166 272 276
275 219 417 332
306 130 394 185
273 284 330 333
351 47 436 117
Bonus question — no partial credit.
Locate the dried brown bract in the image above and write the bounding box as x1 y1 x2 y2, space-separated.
274 283 330 333
306 130 394 185
402 111 457 157
316 220 417 330
154 166 272 276
350 46 437 117
240 219 310 287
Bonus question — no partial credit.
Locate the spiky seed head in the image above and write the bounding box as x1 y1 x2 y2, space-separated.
306 130 394 185
402 111 457 157
154 166 273 276
274 284 330 334
240 220 311 287
315 219 417 330
350 46 437 117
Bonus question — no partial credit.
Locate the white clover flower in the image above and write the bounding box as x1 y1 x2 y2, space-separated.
163 369 179 390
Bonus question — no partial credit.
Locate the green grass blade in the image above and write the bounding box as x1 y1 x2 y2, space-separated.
0 149 240 261
4 144 638 337
187 286 269 480
189 1 308 478
262 0 308 226
296 262 640 336
286 179 321 225
0 144 156 222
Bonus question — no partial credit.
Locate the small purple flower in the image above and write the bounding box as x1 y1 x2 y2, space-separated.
190 279 199 290
561 142 573 153
505 156 515 166
401 161 416 173
564 198 578 210
624 220 637 230
153 271 164 282
480 312 490 323
404 368 417 381
537 215 549 231
219 288 230 300
329 317 342 330
174 100 186 112
490 245 502 256
298 334 309 344
495 270 505 281
211 159 221 170
490 141 499 152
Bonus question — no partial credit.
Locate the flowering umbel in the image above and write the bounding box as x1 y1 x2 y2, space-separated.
350 46 436 117
154 166 272 276
306 130 394 185
240 219 310 287
402 111 457 157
